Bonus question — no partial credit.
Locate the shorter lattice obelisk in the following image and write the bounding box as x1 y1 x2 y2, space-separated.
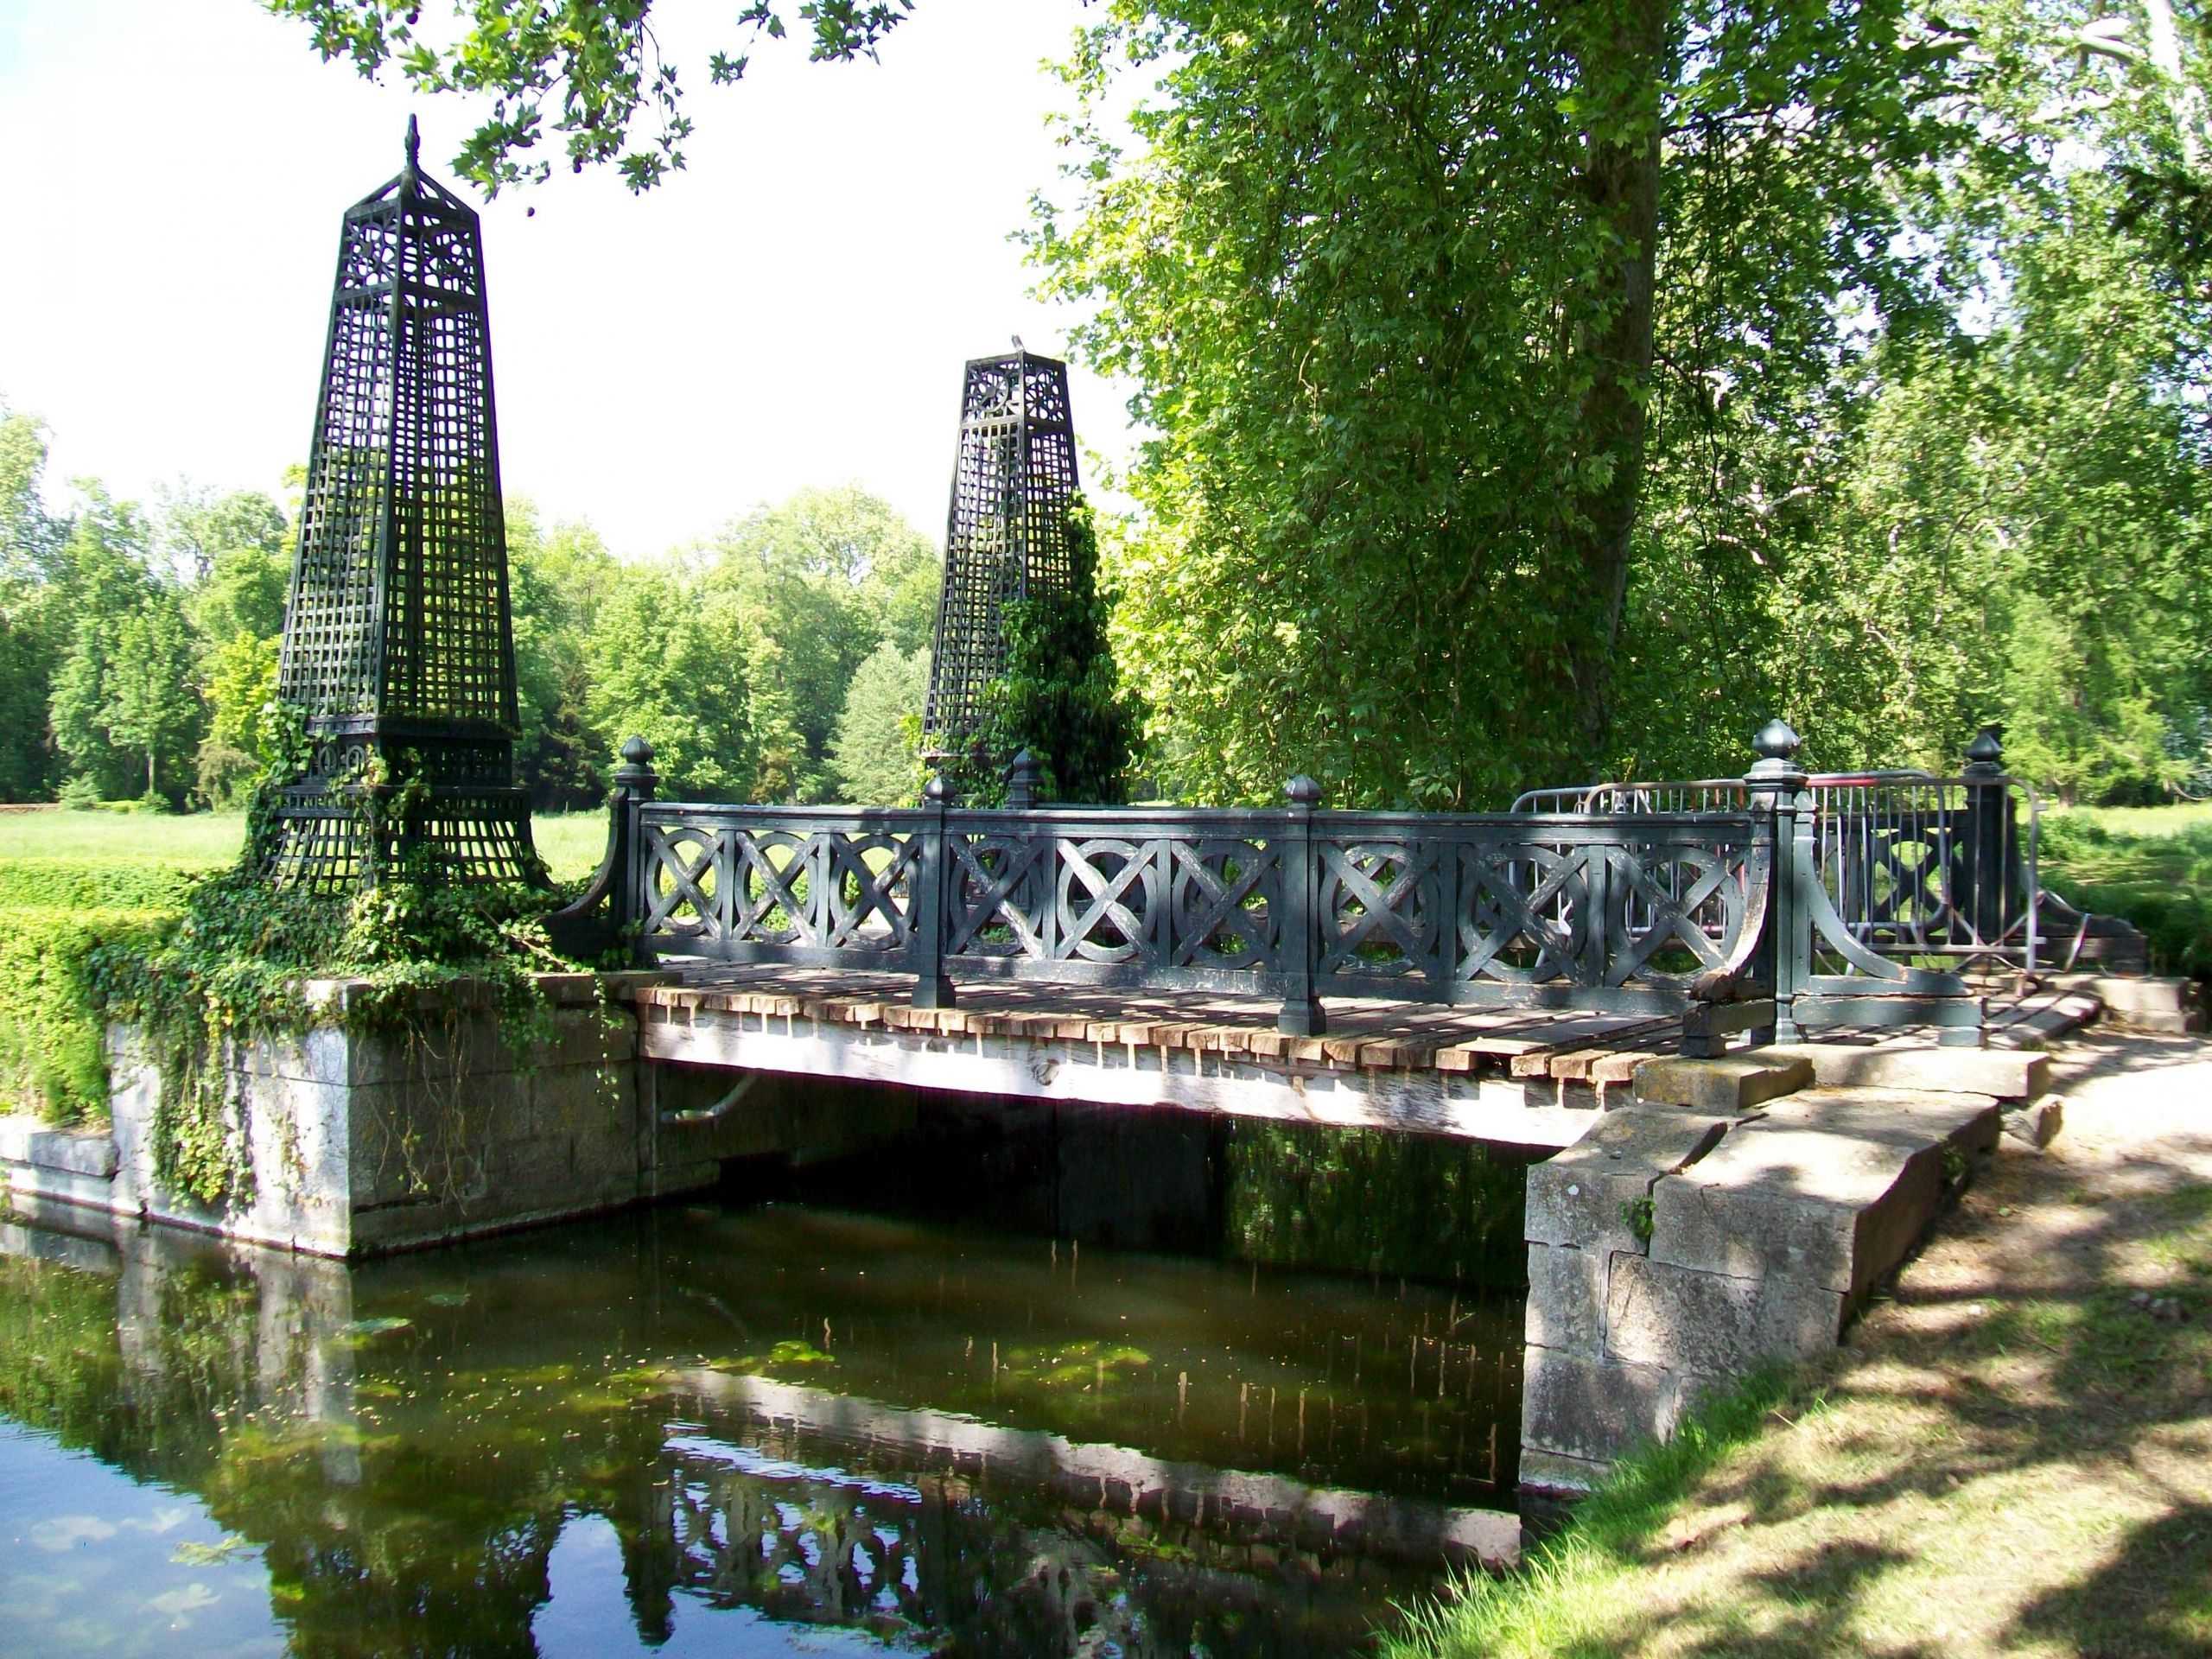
921 348 1081 768
267 119 540 890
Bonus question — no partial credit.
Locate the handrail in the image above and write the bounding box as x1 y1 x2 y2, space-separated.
556 720 2002 1052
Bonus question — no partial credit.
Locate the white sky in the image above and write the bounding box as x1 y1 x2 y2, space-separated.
0 0 1134 556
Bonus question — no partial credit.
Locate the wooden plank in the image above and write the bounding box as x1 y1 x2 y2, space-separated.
1320 1034 1369 1066
1357 1038 1440 1069
1589 1052 1649 1088
1548 1049 1600 1083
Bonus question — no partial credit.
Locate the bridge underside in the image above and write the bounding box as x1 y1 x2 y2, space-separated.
629 967 1699 1151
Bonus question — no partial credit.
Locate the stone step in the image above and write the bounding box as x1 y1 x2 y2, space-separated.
1987 992 2102 1050
1630 1053 1814 1114
2054 974 2207 1033
1764 1043 2049 1102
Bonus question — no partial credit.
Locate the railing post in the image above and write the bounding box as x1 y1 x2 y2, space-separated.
1745 718 1809 1044
1006 747 1040 810
1961 724 2011 957
1277 774 1325 1037
609 734 658 939
908 772 957 1010
1005 747 1050 959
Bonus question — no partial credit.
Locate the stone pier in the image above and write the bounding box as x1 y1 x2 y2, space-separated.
1517 1043 2055 1494
0 975 915 1257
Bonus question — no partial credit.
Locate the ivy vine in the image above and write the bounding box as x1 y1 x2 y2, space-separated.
91 715 585 1211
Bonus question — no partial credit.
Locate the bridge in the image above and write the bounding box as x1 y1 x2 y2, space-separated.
554 721 2127 1154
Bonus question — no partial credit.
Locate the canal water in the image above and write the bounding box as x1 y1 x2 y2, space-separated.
0 1106 1528 1656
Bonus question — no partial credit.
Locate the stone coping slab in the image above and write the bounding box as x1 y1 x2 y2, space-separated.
0 1116 118 1180
1527 1108 1731 1255
1750 1087 2001 1157
1632 1053 1814 1113
1648 1125 1941 1300
1763 1042 2049 1101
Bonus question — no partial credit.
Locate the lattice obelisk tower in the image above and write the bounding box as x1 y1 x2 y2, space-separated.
269 119 539 890
921 349 1081 766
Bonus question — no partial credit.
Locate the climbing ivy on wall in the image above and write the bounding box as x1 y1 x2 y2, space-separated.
89 732 582 1208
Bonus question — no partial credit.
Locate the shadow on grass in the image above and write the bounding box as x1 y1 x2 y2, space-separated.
1383 1078 2212 1658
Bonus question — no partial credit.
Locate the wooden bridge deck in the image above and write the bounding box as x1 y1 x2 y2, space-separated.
630 966 1690 1087
621 968 1694 1151
623 966 2067 1153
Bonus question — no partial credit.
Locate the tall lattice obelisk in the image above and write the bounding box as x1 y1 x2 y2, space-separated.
268 119 540 891
921 348 1081 770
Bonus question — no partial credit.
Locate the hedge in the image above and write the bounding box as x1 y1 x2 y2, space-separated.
0 859 191 1125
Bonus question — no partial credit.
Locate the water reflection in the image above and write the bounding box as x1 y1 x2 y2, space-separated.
0 1190 1521 1656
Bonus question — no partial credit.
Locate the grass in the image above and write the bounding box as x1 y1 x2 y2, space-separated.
2040 804 2212 976
1380 1369 1802 1659
0 811 620 1123
1385 1035 2212 1658
0 807 613 884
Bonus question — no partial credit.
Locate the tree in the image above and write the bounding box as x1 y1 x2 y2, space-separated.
1033 1 1968 805
263 0 916 194
702 485 939 799
509 503 618 809
0 410 69 798
162 486 289 588
980 505 1140 804
105 603 206 803
53 588 205 805
828 641 930 805
47 490 173 801
583 564 755 799
195 631 282 808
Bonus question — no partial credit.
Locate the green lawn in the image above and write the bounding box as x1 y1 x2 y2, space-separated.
0 808 613 884
2040 803 2212 977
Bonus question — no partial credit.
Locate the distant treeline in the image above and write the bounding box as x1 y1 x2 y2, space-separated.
0 409 939 811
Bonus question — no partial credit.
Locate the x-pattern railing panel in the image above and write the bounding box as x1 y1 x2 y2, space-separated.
945 833 1051 957
1315 839 1444 982
1053 836 1160 964
1312 818 1761 1000
628 802 1772 1026
1167 838 1278 969
1456 844 1586 984
1601 842 1741 988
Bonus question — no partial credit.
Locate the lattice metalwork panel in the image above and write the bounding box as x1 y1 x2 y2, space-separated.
637 809 921 963
1310 821 1758 999
922 351 1080 760
268 122 535 892
627 800 1766 1018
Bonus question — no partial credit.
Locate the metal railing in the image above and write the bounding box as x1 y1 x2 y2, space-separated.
1516 735 2045 982
551 722 2004 1051
554 744 1782 1050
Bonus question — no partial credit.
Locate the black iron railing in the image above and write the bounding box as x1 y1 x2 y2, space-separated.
552 723 2032 1051
554 742 1785 1049
1514 728 2044 985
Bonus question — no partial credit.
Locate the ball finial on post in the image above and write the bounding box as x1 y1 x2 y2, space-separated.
1745 718 1807 792
1964 724 2005 775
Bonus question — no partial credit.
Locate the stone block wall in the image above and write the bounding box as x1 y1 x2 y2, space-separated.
99 990 658 1256
1520 1069 2005 1496
2 977 936 1259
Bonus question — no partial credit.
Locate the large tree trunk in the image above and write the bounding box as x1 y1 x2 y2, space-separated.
1560 0 1668 766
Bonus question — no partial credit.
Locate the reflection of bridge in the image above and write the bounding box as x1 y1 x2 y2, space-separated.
0 1205 1513 1658
637 1377 1519 1656
559 724 2132 1152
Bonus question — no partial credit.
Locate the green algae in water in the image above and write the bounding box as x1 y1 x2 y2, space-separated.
0 1198 1522 1656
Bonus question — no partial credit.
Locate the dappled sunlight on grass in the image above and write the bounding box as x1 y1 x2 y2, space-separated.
2041 805 2212 975
1386 1034 2212 1659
